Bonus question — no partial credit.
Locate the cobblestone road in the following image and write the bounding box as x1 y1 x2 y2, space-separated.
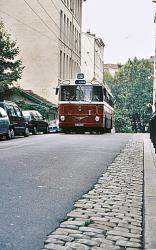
42 138 144 250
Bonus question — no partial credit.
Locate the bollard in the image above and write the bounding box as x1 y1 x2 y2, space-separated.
149 112 156 152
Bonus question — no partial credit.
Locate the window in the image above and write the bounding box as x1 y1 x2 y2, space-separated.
60 85 103 102
60 50 62 79
92 86 103 102
69 57 72 78
14 106 22 117
64 14 66 42
104 89 114 106
6 105 16 117
35 111 43 120
70 21 72 48
67 0 69 8
70 0 74 11
60 10 63 39
72 24 74 48
66 55 69 78
63 53 66 79
79 33 81 55
74 27 77 51
67 18 69 46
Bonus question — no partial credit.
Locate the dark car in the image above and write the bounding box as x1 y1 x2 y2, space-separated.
0 107 14 140
0 100 29 137
150 112 156 149
22 110 49 134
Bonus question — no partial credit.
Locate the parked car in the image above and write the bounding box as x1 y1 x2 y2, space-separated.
0 100 29 137
22 110 49 134
0 107 14 140
48 119 61 133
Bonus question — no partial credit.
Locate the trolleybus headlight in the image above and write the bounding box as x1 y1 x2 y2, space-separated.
60 115 65 121
95 116 100 122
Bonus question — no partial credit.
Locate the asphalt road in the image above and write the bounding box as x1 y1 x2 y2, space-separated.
0 133 132 250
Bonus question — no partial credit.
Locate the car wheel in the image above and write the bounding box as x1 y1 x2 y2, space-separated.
43 126 49 134
24 127 30 137
32 126 37 135
6 128 14 140
62 128 70 134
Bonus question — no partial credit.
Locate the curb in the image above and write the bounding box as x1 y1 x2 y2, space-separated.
144 139 156 250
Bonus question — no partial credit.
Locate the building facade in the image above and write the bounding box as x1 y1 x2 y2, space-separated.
0 0 85 103
81 31 105 82
104 63 120 77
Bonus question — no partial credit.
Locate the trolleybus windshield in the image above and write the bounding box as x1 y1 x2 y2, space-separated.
60 85 103 102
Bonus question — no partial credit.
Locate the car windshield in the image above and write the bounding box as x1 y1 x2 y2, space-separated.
0 107 7 118
60 85 103 102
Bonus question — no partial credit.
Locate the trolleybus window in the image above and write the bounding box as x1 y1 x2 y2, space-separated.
60 86 80 101
60 85 103 102
92 86 103 102
80 86 92 102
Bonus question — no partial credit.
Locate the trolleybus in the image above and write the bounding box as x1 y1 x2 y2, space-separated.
56 73 114 134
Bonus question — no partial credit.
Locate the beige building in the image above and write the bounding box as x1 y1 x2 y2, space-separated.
0 0 85 103
81 31 105 82
104 63 120 77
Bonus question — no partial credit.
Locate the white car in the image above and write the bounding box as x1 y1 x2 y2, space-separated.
48 120 61 133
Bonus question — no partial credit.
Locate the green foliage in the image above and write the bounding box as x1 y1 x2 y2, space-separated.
103 70 114 87
0 21 24 98
111 57 153 132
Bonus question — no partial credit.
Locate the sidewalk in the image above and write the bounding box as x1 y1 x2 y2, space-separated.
144 137 156 250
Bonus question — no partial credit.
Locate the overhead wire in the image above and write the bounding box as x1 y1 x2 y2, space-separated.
23 0 59 40
35 0 74 49
49 0 104 76
46 0 92 77
24 0 77 50
35 0 91 76
34 0 90 76
0 9 54 41
25 0 103 76
1 0 103 79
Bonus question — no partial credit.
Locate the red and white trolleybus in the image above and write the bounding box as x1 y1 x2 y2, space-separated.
56 73 114 134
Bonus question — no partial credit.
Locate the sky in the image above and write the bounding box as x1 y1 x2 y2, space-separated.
82 0 156 64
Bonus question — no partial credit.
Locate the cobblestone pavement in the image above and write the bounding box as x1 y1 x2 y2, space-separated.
41 138 144 250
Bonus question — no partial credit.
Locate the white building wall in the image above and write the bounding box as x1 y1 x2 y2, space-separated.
94 39 104 82
104 64 119 76
81 32 104 82
0 0 83 103
81 33 94 80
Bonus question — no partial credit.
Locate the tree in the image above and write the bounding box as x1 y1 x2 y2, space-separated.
103 69 114 88
111 57 153 132
0 21 24 98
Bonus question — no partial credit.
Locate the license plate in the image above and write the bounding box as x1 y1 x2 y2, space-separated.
75 123 84 127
